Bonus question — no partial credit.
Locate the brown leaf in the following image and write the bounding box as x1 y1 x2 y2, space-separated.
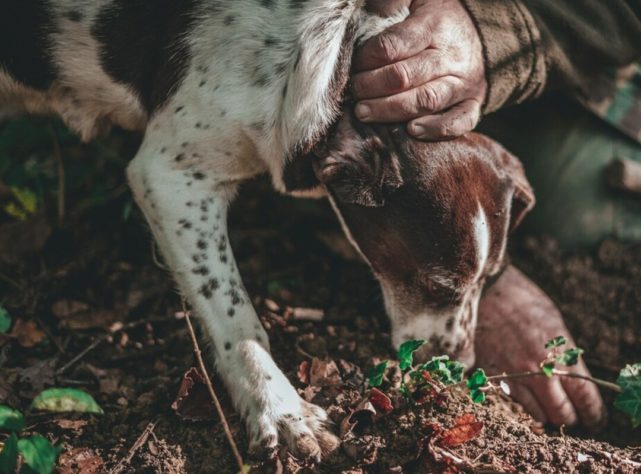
55 419 89 431
439 414 483 448
51 300 121 331
0 215 51 265
85 364 122 395
19 358 56 396
340 398 376 437
309 358 341 387
9 319 46 347
58 448 104 474
172 367 215 421
368 388 393 414
297 360 310 385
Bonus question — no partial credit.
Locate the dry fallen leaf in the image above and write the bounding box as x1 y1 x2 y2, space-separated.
55 419 89 431
9 319 46 347
0 216 51 265
171 367 215 421
340 397 377 437
297 360 310 385
309 358 341 387
51 299 121 331
368 388 393 414
58 447 104 474
439 414 483 448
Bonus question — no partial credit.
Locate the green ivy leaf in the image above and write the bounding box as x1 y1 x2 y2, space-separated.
397 340 425 371
544 336 567 349
469 388 486 404
17 435 60 474
556 347 584 367
0 433 18 474
466 368 488 390
541 362 555 377
367 361 389 388
0 406 24 432
3 187 38 221
617 363 641 390
416 356 465 386
614 363 641 428
0 307 10 334
32 388 103 415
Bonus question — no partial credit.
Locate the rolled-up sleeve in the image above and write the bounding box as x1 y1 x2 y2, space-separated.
460 0 641 113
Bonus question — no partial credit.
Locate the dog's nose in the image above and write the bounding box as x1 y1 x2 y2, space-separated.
454 340 476 369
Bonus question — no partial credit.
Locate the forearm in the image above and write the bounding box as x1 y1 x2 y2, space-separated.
461 0 641 113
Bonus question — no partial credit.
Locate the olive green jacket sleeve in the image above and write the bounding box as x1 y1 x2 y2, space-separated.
460 0 641 113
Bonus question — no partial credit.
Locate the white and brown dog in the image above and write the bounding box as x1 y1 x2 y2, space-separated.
1 0 533 460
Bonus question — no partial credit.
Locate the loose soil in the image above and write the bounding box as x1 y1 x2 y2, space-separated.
0 123 639 473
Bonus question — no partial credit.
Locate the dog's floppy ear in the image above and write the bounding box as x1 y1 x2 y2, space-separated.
500 149 535 232
313 134 403 207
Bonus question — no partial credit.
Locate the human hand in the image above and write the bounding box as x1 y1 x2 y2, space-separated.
476 266 605 427
352 0 486 140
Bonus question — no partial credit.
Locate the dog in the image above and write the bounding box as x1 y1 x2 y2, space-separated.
1 0 534 460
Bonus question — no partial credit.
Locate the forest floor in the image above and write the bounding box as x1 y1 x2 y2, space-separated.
0 119 640 473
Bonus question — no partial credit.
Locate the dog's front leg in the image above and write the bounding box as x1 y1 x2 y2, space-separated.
126 139 339 460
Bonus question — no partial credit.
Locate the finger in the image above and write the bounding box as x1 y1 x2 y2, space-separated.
364 0 412 16
560 362 606 428
352 49 449 100
509 383 547 424
353 12 432 72
529 377 578 427
355 76 464 123
408 99 481 140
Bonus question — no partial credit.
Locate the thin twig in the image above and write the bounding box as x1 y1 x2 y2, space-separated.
109 418 158 474
446 370 622 394
181 300 246 472
48 125 65 224
56 315 175 375
56 336 104 375
35 316 66 355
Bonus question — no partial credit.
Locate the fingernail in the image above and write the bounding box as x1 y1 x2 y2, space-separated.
409 123 425 136
355 103 370 121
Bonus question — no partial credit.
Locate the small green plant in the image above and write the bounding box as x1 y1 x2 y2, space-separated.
3 187 38 221
0 307 11 334
0 406 60 474
0 388 103 473
366 337 641 428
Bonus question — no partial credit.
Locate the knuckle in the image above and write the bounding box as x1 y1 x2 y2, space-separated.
388 62 411 90
377 34 401 62
416 86 440 113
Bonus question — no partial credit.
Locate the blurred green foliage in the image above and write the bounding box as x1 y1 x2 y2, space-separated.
0 117 133 222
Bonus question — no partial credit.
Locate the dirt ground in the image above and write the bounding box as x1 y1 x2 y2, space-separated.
0 120 640 473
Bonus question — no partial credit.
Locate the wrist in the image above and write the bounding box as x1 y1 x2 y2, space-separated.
459 0 546 113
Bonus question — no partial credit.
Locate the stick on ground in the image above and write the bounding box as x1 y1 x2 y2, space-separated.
182 301 246 472
110 418 158 474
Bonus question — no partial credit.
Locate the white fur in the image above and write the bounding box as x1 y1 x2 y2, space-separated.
473 203 490 281
125 1 409 457
1 0 411 458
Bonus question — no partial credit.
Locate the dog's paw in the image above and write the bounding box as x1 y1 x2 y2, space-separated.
247 400 340 461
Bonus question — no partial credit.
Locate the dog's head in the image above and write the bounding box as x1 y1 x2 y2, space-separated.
285 112 534 367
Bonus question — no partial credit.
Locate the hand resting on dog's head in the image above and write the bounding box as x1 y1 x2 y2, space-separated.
287 110 534 368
